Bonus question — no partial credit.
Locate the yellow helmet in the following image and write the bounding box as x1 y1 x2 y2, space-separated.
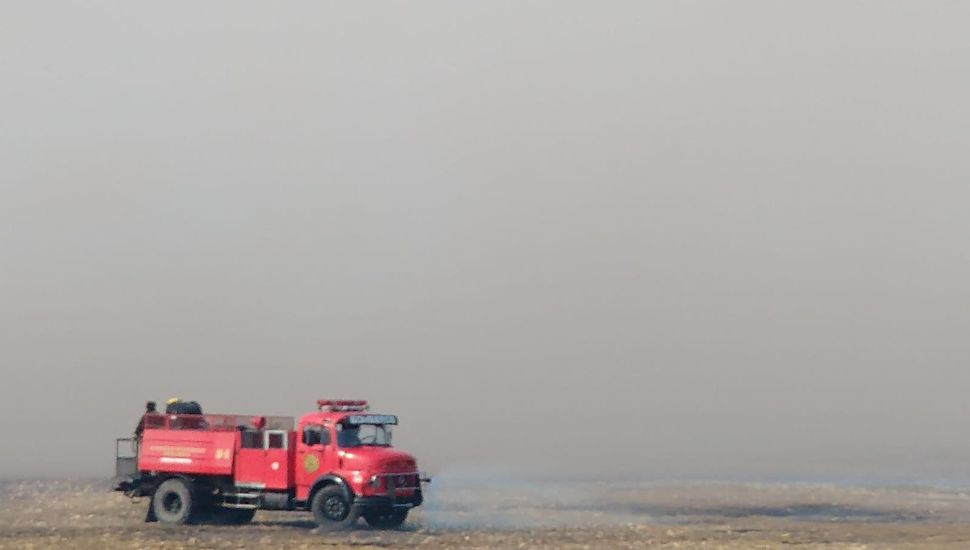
166 397 180 405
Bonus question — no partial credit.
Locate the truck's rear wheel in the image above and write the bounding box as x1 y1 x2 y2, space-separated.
152 479 194 524
363 508 408 529
311 485 359 530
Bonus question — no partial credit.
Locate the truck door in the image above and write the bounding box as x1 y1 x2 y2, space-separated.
295 424 330 500
261 430 291 490
234 429 291 491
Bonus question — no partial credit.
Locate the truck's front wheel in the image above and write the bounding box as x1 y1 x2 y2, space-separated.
311 485 359 530
152 478 194 524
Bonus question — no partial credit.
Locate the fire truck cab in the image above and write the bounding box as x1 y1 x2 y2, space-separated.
115 400 428 530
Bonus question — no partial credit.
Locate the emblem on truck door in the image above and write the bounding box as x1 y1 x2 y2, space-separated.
303 454 320 473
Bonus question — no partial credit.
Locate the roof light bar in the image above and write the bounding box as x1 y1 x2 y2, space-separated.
317 399 369 412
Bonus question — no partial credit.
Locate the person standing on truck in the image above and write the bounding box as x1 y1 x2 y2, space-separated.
165 397 181 412
134 401 157 440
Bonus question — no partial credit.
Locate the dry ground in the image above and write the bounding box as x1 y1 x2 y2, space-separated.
4 479 970 549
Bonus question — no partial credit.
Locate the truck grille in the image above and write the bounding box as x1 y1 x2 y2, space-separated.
375 472 419 491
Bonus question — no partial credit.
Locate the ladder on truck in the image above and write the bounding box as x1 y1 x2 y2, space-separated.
220 491 260 510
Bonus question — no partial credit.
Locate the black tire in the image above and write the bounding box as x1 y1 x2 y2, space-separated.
362 508 408 529
311 485 359 530
152 478 194 525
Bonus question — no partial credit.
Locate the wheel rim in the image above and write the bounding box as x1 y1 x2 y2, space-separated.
162 492 183 515
323 495 348 520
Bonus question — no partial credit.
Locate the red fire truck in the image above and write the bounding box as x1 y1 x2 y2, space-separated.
114 400 429 529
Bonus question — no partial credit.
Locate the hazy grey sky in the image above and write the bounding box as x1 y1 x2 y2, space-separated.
2 2 969 482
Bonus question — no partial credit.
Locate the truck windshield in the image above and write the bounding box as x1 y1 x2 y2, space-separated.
337 424 392 447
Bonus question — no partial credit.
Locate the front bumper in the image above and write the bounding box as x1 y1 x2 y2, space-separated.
355 472 429 511
354 489 423 510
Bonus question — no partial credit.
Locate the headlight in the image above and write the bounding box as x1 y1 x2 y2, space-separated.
368 475 380 489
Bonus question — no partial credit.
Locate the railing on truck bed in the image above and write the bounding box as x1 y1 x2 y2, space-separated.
115 438 137 482
141 413 294 432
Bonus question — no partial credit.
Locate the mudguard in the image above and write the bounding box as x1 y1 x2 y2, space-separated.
310 473 353 503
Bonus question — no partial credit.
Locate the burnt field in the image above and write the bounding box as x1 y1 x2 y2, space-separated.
4 480 970 549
